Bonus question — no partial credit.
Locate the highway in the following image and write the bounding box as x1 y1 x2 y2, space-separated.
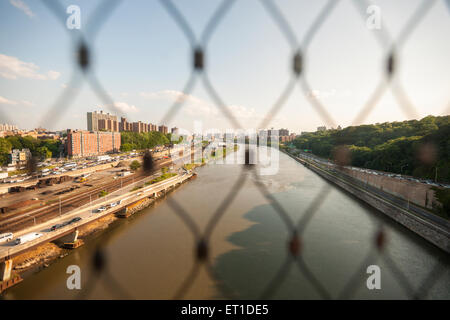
0 171 193 260
288 151 450 238
0 155 184 232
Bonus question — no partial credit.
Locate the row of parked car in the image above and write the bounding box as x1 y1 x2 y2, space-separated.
344 166 449 188
50 216 82 231
95 200 122 213
300 152 449 189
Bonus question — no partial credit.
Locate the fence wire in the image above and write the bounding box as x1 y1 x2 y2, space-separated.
1 0 449 300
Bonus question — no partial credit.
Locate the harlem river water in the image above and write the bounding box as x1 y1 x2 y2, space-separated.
3 149 450 299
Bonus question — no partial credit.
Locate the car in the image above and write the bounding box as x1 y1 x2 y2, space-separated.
70 217 82 224
97 206 107 212
110 202 117 208
50 224 63 231
61 220 72 227
137 192 142 196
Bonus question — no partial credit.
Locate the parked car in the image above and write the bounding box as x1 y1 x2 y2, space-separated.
50 224 63 231
70 217 82 224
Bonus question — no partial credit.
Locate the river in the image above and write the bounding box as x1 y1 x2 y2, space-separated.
3 148 449 299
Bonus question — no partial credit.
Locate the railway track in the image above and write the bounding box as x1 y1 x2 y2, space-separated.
0 171 150 233
0 148 199 233
0 156 181 233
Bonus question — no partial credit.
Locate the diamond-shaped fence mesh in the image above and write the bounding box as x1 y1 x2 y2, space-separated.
1 0 449 300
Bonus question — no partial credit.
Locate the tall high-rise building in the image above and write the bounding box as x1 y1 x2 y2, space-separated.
87 110 118 132
0 123 18 131
158 125 168 134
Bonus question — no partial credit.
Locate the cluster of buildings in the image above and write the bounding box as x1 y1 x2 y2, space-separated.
87 111 169 134
8 149 32 166
0 123 18 132
257 128 296 143
119 117 168 134
65 110 176 158
0 124 60 139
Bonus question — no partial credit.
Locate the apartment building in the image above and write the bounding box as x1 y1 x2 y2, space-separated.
66 130 121 157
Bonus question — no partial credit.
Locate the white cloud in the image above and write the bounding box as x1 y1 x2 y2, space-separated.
109 102 139 113
0 54 60 80
140 90 218 117
0 96 35 107
0 95 18 105
9 0 35 18
46 70 61 80
139 90 286 129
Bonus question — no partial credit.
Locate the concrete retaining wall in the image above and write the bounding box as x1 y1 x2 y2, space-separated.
341 167 437 209
308 162 449 253
283 151 449 253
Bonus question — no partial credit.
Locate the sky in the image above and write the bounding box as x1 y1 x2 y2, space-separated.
0 0 449 134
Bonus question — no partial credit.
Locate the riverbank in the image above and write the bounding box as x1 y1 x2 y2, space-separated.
2 146 238 292
282 149 450 253
2 171 197 290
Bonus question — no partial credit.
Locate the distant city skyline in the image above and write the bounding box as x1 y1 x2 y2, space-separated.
0 0 448 133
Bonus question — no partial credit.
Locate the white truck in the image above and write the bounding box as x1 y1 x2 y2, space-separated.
0 232 13 243
97 155 111 162
14 232 43 245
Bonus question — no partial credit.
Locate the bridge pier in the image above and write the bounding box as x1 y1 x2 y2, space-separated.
0 258 22 293
62 229 83 249
0 259 12 282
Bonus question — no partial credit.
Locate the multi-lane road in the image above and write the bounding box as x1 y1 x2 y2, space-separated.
0 171 193 260
0 156 180 233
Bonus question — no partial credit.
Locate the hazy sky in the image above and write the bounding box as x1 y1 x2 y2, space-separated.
0 0 449 133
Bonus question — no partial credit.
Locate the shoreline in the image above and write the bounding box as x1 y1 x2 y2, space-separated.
282 149 450 253
2 146 234 293
3 169 200 289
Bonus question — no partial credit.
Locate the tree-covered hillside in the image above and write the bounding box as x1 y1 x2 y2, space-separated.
293 115 450 182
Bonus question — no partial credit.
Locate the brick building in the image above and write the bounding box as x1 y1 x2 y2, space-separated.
158 125 168 134
87 110 118 132
66 130 121 157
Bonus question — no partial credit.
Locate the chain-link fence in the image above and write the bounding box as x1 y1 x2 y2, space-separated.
1 0 449 299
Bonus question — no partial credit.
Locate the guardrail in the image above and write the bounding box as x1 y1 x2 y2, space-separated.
0 172 193 262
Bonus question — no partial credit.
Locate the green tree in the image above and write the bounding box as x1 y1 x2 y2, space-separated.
0 138 12 165
292 115 450 182
36 146 52 160
130 160 141 171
